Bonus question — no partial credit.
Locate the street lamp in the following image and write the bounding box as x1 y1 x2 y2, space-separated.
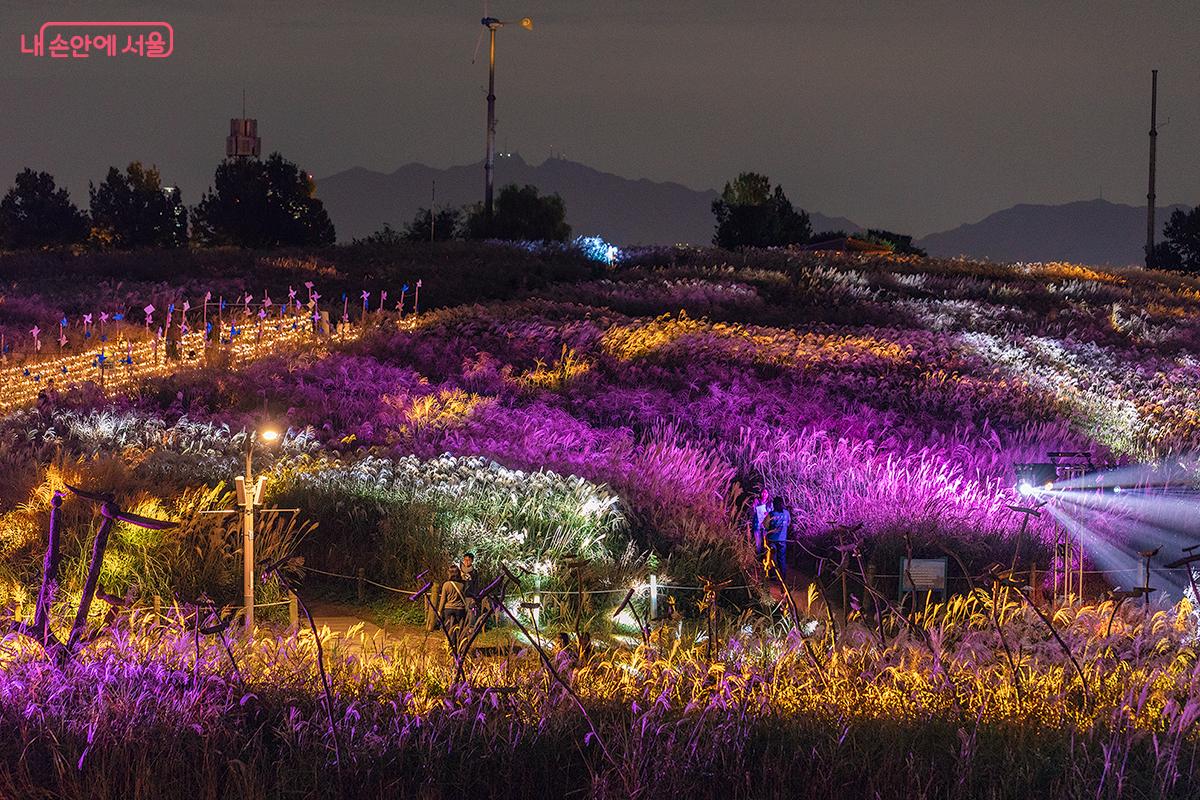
237 424 280 632
479 14 533 225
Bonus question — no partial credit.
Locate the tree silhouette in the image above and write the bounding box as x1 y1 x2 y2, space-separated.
351 223 405 247
712 172 811 249
1147 240 1180 270
191 153 335 248
89 162 187 249
403 206 462 242
0 169 89 250
1158 206 1200 271
865 228 927 257
463 184 570 242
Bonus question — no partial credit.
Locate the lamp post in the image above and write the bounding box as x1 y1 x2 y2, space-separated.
239 426 279 633
480 15 532 226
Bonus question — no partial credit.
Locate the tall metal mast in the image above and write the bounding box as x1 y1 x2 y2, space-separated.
1146 69 1158 267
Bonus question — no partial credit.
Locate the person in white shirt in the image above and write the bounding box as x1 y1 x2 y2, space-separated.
749 488 771 556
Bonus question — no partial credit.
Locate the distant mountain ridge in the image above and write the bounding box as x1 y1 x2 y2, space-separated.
317 154 860 246
317 158 1189 265
916 199 1189 266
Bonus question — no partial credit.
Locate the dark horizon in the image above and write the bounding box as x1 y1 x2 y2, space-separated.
1 1 1197 237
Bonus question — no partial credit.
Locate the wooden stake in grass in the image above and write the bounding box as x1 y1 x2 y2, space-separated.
991 564 1091 712
9 485 176 661
698 576 732 661
261 554 345 793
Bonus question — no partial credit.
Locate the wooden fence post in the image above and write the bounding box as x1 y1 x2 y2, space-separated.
866 565 877 616
288 592 299 632
649 574 658 620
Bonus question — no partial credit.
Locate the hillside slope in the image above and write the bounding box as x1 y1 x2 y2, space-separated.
318 154 860 245
917 199 1188 266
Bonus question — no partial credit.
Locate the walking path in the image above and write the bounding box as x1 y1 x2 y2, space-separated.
305 599 436 650
304 598 523 655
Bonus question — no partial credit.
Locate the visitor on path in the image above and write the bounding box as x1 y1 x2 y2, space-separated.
763 496 792 580
439 566 469 636
458 552 476 592
456 552 479 617
749 488 771 556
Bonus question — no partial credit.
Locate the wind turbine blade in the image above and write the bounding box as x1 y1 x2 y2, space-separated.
471 27 485 63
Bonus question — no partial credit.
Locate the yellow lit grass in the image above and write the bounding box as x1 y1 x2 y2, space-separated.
1024 262 1128 286
517 345 592 391
14 590 1191 743
601 312 914 368
381 387 493 443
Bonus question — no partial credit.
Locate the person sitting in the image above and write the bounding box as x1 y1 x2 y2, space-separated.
763 496 792 581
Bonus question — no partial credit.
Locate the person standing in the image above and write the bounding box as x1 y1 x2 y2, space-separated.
763 496 792 581
439 565 469 641
458 552 476 591
749 488 771 556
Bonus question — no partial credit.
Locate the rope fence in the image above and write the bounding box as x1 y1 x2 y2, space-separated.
302 564 755 597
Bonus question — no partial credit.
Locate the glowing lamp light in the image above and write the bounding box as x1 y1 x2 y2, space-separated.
1014 463 1057 497
259 428 281 444
1113 485 1124 494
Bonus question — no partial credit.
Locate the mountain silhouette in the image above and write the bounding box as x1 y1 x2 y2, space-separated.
317 154 860 245
917 199 1189 266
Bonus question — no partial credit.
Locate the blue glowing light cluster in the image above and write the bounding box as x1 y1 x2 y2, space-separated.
574 235 620 265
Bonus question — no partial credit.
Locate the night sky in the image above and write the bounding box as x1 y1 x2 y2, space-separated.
1 1 1196 235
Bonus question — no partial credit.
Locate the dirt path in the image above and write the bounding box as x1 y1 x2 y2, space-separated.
304 598 440 649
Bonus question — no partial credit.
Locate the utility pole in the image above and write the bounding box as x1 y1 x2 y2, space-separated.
237 427 277 633
484 19 499 226
1146 69 1158 267
479 16 532 227
430 180 436 243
